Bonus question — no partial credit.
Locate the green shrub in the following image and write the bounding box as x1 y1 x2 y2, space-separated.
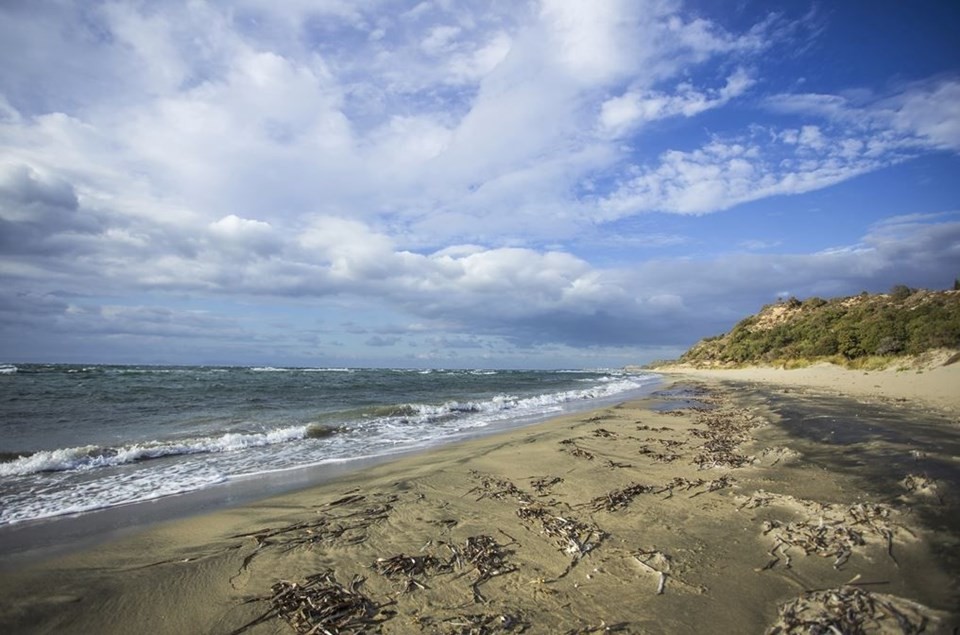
679 288 959 366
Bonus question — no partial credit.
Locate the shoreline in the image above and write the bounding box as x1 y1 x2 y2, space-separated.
1 372 958 633
0 379 664 567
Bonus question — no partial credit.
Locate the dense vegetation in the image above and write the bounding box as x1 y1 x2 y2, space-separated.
677 287 960 368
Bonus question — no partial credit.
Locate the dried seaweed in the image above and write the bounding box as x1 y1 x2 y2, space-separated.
228 493 396 583
373 554 449 579
766 586 936 635
588 483 655 512
232 571 389 635
434 612 528 634
592 428 617 438
900 473 942 502
516 504 605 569
564 622 631 634
446 535 517 602
530 476 564 496
654 477 706 499
566 446 595 460
468 473 532 504
585 413 616 422
756 497 900 570
689 475 736 498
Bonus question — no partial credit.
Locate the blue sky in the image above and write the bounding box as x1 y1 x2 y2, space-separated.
1 0 958 368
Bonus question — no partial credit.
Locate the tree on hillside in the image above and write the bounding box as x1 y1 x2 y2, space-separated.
890 284 914 301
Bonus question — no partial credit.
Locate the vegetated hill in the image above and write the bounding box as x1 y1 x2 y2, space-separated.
677 287 960 368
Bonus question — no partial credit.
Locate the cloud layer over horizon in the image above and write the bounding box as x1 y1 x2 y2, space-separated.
2 0 959 367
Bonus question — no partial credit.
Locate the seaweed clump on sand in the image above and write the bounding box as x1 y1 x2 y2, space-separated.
232 571 392 635
766 585 940 634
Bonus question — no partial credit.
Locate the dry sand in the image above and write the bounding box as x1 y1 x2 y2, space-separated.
1 370 958 634
652 359 960 416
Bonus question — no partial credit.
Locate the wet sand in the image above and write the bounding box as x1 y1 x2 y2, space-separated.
1 374 958 634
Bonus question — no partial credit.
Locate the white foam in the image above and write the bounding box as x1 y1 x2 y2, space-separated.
0 364 17 375
0 370 661 525
0 425 312 477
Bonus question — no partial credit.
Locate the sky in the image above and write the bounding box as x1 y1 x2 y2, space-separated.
1 1 959 369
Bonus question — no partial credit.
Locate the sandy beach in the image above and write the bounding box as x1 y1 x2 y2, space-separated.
1 368 958 634
652 359 960 416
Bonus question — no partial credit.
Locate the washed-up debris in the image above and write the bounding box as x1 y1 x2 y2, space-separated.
754 496 902 570
900 473 942 502
633 549 672 595
564 621 631 634
689 475 736 498
766 585 938 634
635 445 679 463
228 493 396 581
737 489 775 510
434 611 528 634
446 534 517 603
684 400 765 471
693 438 753 469
468 473 532 504
651 452 681 463
567 446 595 460
530 476 564 496
654 477 706 499
585 413 616 422
636 424 673 432
373 553 450 578
592 428 617 438
468 473 604 576
516 504 605 567
232 571 389 635
760 518 864 570
589 483 655 512
658 439 686 449
603 459 633 469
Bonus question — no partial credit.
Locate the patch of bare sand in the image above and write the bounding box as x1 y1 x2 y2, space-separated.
653 358 960 416
0 380 956 634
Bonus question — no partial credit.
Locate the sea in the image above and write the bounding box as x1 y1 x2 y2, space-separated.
0 364 660 527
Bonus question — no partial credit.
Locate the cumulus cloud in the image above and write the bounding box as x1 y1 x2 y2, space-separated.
0 1 956 365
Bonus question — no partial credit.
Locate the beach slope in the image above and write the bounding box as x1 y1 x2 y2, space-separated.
1 373 958 634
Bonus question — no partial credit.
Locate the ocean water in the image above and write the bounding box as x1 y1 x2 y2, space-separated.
0 364 660 525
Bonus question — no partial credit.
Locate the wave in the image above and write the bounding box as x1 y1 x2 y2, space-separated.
1 372 657 479
374 374 655 427
251 366 354 373
0 425 317 477
0 364 18 375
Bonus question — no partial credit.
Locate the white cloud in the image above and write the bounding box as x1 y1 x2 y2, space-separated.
1 1 956 365
599 67 755 135
766 77 960 152
598 121 910 217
